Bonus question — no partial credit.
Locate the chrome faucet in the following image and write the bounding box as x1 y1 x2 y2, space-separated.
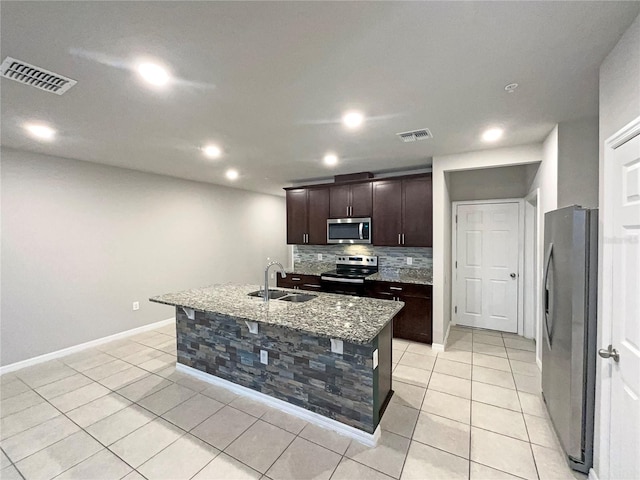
264 261 287 302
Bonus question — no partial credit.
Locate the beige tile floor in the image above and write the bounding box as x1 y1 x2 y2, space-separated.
0 324 584 480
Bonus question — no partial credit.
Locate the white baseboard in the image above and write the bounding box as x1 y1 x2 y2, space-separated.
432 322 452 352
176 363 381 447
588 468 599 480
0 318 175 375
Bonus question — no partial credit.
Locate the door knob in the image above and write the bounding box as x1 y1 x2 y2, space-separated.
598 344 620 362
510 273 516 278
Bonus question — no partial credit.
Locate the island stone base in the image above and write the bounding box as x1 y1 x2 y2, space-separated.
176 308 392 434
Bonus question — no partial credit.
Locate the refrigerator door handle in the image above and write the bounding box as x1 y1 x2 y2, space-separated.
543 243 554 350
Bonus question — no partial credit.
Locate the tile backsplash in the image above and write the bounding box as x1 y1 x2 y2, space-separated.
294 245 432 269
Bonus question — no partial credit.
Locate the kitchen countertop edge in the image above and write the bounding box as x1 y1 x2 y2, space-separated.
150 284 403 345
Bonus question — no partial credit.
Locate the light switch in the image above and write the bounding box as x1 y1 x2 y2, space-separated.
331 339 343 354
260 350 268 365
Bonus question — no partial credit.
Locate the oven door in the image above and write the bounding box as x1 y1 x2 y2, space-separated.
327 217 371 244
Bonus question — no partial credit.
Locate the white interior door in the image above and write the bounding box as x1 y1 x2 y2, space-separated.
606 129 640 480
455 202 520 332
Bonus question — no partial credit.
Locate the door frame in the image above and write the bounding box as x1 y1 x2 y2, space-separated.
595 115 640 480
524 189 540 343
451 198 525 335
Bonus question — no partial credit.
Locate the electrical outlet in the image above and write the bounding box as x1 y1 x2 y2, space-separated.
406 257 413 265
260 350 268 365
317 253 323 261
132 301 140 311
330 339 343 354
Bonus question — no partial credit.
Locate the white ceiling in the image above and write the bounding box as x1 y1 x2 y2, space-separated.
1 1 638 196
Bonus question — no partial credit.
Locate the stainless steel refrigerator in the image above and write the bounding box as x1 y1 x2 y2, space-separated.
542 205 598 473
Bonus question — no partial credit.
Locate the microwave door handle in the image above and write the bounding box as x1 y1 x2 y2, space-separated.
359 222 364 240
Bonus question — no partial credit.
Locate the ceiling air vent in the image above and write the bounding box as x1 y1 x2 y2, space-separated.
0 57 77 95
396 128 433 143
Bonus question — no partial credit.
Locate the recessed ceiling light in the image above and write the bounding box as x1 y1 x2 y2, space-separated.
342 111 364 129
226 169 239 180
137 62 170 87
323 153 338 166
504 83 519 93
482 127 504 142
24 123 56 141
202 144 222 159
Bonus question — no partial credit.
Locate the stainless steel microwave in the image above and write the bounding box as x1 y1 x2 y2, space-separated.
327 217 371 244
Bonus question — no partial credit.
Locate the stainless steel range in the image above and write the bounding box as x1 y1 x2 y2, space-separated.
320 255 378 295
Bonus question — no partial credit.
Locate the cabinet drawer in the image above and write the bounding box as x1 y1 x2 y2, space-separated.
366 281 431 298
277 273 321 290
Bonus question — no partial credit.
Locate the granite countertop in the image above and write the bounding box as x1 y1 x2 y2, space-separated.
149 284 403 345
365 268 432 285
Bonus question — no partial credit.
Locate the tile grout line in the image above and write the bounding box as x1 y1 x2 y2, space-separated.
396 350 437 479
469 347 474 480
505 331 542 480
2 332 181 476
0 446 26 480
9 386 141 480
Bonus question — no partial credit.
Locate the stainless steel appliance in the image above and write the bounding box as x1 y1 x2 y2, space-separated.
542 206 597 473
327 217 371 244
321 255 378 295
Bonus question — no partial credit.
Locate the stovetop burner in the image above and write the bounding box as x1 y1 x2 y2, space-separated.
320 255 378 283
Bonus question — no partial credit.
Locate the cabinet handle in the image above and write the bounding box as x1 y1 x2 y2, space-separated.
303 284 322 288
347 206 350 216
390 286 402 291
292 277 301 281
402 233 405 245
398 234 401 245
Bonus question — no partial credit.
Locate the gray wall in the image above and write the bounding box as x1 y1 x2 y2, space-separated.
557 117 599 208
448 164 536 201
600 13 640 144
594 12 640 479
1 148 287 365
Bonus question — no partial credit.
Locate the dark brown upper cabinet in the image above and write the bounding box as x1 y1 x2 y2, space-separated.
372 175 432 247
329 182 373 218
286 187 329 245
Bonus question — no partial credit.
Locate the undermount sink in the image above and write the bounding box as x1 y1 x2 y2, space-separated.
247 289 289 299
278 293 317 303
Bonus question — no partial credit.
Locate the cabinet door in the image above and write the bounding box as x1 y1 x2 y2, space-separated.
394 295 432 344
307 188 329 244
372 180 402 246
350 182 373 217
286 189 308 244
402 176 432 247
329 185 351 218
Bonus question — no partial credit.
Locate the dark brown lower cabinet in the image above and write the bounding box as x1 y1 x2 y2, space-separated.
276 273 322 292
277 274 432 344
365 281 432 344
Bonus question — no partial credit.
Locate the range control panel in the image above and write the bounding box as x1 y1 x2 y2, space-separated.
335 255 378 267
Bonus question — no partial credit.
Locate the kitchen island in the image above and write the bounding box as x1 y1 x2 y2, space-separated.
149 284 402 442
